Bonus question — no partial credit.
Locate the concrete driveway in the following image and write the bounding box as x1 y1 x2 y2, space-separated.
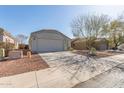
39 51 124 88
0 51 124 88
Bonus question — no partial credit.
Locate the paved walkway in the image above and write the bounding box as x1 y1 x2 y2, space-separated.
0 66 79 88
0 51 124 88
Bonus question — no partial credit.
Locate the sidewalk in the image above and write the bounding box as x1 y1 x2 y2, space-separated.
0 71 37 88
0 67 80 88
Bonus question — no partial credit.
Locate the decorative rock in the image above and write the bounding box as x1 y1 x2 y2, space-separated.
8 50 23 59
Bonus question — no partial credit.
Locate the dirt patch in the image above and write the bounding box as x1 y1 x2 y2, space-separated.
0 54 49 78
72 50 123 58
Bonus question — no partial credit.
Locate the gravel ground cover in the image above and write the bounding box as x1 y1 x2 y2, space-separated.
0 54 49 78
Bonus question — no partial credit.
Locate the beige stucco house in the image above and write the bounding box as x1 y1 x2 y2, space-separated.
29 29 71 53
71 38 108 50
0 28 18 49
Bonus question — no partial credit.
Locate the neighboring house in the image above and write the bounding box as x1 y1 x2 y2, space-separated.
118 44 124 50
29 29 71 53
0 28 18 49
94 38 108 50
71 38 108 50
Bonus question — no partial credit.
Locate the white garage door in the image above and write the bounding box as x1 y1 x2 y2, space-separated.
37 39 64 52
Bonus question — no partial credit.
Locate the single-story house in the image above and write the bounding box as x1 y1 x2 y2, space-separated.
29 29 71 53
71 38 108 50
0 28 18 49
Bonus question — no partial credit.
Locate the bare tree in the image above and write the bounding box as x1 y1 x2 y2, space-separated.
71 14 110 50
16 34 28 44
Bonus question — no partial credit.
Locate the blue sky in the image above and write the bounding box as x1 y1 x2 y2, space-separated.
1 5 124 39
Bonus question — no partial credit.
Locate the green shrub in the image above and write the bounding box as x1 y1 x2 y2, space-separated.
19 44 29 49
0 48 5 60
89 47 96 56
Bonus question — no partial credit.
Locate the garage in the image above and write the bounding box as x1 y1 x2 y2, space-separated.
37 39 64 52
29 29 71 53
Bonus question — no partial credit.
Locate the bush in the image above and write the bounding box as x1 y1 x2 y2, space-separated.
19 44 25 49
71 39 87 50
19 44 29 49
89 47 96 56
25 45 29 49
0 48 4 58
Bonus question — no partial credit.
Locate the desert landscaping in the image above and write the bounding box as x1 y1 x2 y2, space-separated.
0 54 49 78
